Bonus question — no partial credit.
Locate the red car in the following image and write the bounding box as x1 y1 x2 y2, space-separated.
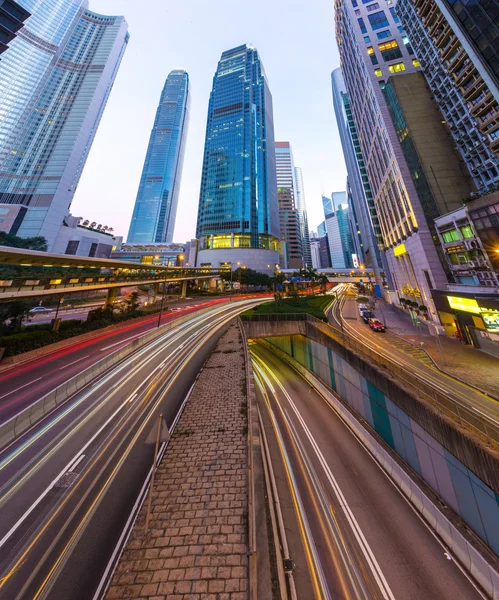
368 318 385 332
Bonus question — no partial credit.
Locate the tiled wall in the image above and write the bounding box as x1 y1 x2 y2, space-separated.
266 334 499 554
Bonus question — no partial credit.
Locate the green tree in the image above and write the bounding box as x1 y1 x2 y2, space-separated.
319 275 329 295
0 301 32 332
125 291 141 314
0 232 48 251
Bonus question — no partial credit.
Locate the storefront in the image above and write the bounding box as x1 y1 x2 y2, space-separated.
431 290 499 358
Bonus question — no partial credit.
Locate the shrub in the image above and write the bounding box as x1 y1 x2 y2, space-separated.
419 305 428 312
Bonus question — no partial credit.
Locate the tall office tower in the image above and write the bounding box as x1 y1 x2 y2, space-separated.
323 191 355 268
0 1 30 55
0 0 128 250
335 0 474 316
397 0 499 192
310 232 322 269
346 178 363 265
294 166 312 267
127 70 190 244
331 68 385 278
195 44 281 275
275 142 302 269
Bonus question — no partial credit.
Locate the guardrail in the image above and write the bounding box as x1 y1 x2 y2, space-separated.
242 313 499 450
0 305 221 450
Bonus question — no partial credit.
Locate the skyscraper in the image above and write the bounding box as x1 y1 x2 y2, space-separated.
127 70 190 244
0 0 128 250
323 191 355 269
275 142 302 269
0 1 30 55
396 0 499 192
195 44 281 275
335 0 473 317
294 166 312 267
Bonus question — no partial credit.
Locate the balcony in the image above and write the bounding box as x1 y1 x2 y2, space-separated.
470 92 496 118
447 48 467 74
435 25 451 49
462 78 486 101
478 109 499 133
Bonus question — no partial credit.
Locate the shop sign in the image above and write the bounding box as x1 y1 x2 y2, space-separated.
446 245 465 254
482 312 499 332
401 284 421 297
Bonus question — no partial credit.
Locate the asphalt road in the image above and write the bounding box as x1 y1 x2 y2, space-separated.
0 295 262 424
251 342 484 600
328 289 499 427
0 298 264 600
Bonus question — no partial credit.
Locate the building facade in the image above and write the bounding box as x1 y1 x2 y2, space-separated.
0 0 128 250
127 70 190 245
0 0 30 55
111 242 186 267
335 0 475 318
397 0 499 192
275 142 302 269
310 232 322 269
294 166 312 267
51 214 122 258
195 44 280 275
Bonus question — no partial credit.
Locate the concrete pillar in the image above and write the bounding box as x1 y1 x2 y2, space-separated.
181 280 188 298
105 287 118 309
209 278 218 291
148 283 159 304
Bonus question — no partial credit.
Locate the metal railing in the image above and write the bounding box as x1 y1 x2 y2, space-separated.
243 312 499 449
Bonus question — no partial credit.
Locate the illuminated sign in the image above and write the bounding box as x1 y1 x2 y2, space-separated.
482 312 499 332
352 254 359 268
393 244 406 257
447 296 480 313
446 245 465 254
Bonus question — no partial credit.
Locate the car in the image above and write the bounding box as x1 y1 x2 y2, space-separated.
368 318 385 332
29 306 53 314
361 310 374 323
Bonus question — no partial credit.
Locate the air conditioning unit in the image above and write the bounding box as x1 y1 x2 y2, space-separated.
464 239 478 250
468 260 477 267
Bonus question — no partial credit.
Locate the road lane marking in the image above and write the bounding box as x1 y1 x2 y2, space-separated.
99 333 144 351
0 378 43 401
58 356 89 370
67 455 85 473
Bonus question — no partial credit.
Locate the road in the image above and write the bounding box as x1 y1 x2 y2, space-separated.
0 295 264 424
251 342 484 600
0 298 264 600
327 287 499 427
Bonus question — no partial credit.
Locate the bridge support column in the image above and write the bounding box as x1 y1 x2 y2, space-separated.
180 280 188 298
148 283 159 305
209 278 218 291
105 287 118 309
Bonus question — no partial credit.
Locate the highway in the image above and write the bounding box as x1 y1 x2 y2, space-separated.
0 295 263 424
327 286 499 428
251 342 485 600
0 298 263 600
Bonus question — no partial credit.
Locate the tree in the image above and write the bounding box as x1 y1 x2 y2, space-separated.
0 232 48 251
319 275 329 295
124 291 140 314
0 301 32 332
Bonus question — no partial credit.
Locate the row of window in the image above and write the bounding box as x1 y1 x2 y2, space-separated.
373 60 419 77
439 225 474 243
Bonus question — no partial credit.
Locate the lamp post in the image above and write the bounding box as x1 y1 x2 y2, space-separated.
157 280 166 328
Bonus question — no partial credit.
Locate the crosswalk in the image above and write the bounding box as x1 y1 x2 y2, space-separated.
384 334 436 368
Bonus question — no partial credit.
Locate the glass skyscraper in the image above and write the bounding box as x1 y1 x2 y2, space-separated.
0 0 128 249
195 44 281 274
127 70 190 244
294 166 312 267
0 1 30 55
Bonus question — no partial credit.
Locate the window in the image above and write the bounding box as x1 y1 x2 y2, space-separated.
363 35 371 43
89 243 98 257
398 25 404 33
389 7 400 22
402 35 414 54
355 9 360 15
367 46 379 64
388 62 406 73
460 225 474 239
367 2 380 10
374 68 383 77
376 29 391 39
352 0 358 5
412 59 420 67
358 17 367 34
65 240 79 255
378 40 403 61
441 229 460 243
368 10 389 30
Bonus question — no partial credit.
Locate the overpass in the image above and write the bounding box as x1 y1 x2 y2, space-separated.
280 268 375 283
0 246 229 301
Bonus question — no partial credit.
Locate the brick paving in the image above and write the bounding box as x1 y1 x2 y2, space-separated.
105 322 249 600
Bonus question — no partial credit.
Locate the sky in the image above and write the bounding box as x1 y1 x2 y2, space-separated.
72 0 347 242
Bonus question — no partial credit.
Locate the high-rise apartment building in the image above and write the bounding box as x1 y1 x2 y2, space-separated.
397 0 499 191
0 0 30 55
331 68 384 276
275 142 302 269
127 70 190 244
0 0 128 250
294 166 312 267
195 44 281 275
335 0 475 317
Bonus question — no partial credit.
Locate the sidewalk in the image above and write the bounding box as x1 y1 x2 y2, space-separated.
104 323 250 600
375 300 499 398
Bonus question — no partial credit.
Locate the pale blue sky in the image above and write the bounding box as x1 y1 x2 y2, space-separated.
73 0 346 241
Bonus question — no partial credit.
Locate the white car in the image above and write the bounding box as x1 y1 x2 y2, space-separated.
29 306 53 314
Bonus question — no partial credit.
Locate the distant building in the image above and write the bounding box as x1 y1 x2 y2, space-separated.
294 167 312 267
195 44 281 275
275 142 303 269
310 233 322 269
127 70 190 244
0 1 129 250
52 215 122 259
0 0 30 55
322 192 355 269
